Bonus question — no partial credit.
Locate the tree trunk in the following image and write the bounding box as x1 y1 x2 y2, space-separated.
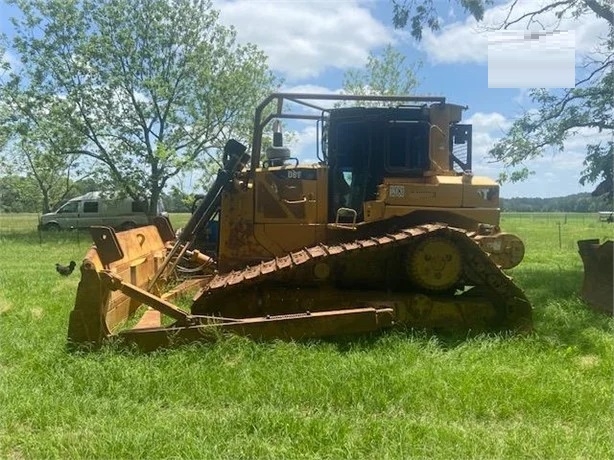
148 186 160 217
42 190 51 214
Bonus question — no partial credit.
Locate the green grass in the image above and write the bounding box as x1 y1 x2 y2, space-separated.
0 213 613 459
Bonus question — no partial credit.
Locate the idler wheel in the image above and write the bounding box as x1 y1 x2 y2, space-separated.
407 237 463 291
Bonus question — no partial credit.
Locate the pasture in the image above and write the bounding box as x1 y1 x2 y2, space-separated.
0 212 612 459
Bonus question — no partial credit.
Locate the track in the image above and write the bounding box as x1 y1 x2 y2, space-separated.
192 224 532 331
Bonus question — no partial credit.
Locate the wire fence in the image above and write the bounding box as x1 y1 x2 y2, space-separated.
1 211 611 238
0 213 41 235
502 212 594 224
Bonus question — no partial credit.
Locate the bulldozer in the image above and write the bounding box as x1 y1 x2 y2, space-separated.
67 93 532 351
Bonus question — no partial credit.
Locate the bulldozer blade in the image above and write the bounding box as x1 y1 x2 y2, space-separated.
578 239 613 315
68 225 175 347
89 226 124 266
117 306 396 352
153 215 177 242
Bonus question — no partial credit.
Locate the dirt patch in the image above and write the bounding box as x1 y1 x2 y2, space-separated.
0 297 12 315
576 355 600 369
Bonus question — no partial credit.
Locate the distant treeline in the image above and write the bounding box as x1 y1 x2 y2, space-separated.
501 193 612 213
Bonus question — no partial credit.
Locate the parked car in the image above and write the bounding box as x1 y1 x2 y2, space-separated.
38 192 166 231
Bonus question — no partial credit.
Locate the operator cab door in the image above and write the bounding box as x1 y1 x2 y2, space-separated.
327 118 371 222
327 107 430 222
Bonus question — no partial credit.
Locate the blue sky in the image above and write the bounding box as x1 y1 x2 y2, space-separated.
2 0 609 198
213 0 609 198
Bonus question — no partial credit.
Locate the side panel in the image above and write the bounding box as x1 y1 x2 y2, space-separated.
54 200 81 229
254 166 328 253
218 185 272 272
384 182 463 208
363 175 500 227
254 167 323 224
78 200 102 228
254 223 322 254
462 179 500 208
218 166 330 272
383 206 499 227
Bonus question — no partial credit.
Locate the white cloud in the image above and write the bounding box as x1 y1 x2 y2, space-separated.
281 84 338 95
421 0 608 65
287 125 320 164
280 84 342 110
513 88 529 106
466 112 511 134
214 0 392 80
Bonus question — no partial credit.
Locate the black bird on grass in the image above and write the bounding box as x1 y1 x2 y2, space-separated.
56 261 76 277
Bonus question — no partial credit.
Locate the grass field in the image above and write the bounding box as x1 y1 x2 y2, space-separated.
0 213 612 459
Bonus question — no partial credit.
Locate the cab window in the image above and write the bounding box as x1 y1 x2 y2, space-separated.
132 201 147 212
386 122 430 173
58 201 79 213
83 201 98 213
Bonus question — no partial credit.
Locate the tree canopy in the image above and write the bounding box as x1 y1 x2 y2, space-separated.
341 44 421 101
1 0 277 214
392 0 613 194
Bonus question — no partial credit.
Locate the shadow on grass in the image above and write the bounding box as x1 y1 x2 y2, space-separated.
516 266 611 329
324 266 613 354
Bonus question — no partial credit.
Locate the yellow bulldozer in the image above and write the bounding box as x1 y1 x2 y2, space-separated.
68 93 531 351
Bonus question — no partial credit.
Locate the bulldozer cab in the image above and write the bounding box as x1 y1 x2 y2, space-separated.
247 94 474 226
326 106 432 221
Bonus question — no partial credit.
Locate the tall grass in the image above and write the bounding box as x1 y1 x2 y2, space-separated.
0 213 612 459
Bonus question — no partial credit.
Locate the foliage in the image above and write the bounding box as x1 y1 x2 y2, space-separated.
162 186 193 213
341 44 421 101
501 193 612 213
4 135 88 214
491 49 613 188
0 175 41 212
391 0 613 190
0 43 11 152
1 0 277 215
392 0 492 39
0 174 102 212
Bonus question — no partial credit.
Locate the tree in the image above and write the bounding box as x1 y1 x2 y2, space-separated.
13 137 84 214
0 175 41 212
341 44 421 100
1 0 277 215
392 0 492 40
1 94 94 213
0 47 10 153
392 1 613 192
